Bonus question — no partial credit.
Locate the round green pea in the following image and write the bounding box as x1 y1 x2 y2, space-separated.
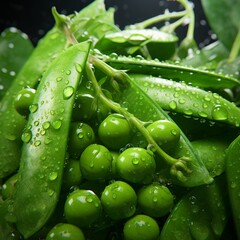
46 223 85 240
123 214 160 240
68 122 95 159
14 88 36 116
64 189 102 227
98 113 131 150
79 144 113 181
101 181 137 220
137 183 174 217
146 120 180 151
116 147 156 184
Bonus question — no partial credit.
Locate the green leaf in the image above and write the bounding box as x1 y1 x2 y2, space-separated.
0 28 33 100
201 0 240 50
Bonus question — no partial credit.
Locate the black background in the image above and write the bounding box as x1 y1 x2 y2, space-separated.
0 0 214 47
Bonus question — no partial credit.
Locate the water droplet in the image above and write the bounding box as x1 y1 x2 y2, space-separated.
132 158 139 165
44 137 52 145
78 133 84 139
178 98 185 104
56 77 62 82
34 140 41 147
86 196 93 203
75 64 82 73
198 111 208 118
169 100 177 110
29 104 38 113
152 196 158 202
21 131 32 143
112 193 117 199
42 121 51 130
63 86 74 99
212 105 228 121
66 70 71 75
49 172 58 181
52 120 62 130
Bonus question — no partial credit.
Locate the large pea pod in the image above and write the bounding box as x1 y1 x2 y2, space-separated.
160 174 230 240
225 135 240 239
130 74 240 128
0 26 68 179
13 41 91 238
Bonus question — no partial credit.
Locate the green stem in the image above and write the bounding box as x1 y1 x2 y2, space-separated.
126 10 187 29
160 15 188 33
88 56 186 167
228 27 240 63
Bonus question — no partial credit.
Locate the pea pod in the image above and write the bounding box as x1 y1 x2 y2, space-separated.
104 54 240 89
95 29 178 60
0 27 33 100
225 135 240 239
13 41 91 238
0 26 68 179
130 74 240 127
160 175 230 240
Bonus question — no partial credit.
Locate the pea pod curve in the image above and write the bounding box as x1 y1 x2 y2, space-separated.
104 55 240 89
13 41 91 238
130 74 240 127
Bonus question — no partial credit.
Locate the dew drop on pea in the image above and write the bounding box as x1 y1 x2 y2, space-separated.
78 133 84 139
56 77 62 82
34 140 41 147
86 196 93 203
212 105 228 121
169 100 177 110
63 86 74 99
49 172 58 181
42 121 51 130
29 104 38 113
21 131 32 143
132 158 139 165
66 70 71 75
75 63 82 73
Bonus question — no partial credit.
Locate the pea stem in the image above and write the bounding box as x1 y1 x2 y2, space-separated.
127 10 187 30
88 56 191 181
228 27 240 63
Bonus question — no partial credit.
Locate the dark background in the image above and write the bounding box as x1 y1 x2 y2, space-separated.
0 0 215 47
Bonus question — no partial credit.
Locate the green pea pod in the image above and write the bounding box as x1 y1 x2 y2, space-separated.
191 138 230 177
95 29 178 60
225 135 240 239
0 26 68 179
0 28 33 100
13 41 91 238
160 175 230 240
117 76 213 187
104 55 240 89
130 74 240 127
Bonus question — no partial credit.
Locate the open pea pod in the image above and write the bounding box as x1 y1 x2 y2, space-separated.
95 29 178 60
225 135 240 239
104 55 240 89
13 41 91 238
116 75 213 187
0 28 33 100
160 174 230 240
130 74 240 128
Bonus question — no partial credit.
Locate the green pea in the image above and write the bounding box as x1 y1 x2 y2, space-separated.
46 223 85 240
146 120 180 151
98 113 131 150
64 189 102 228
14 88 36 116
123 214 160 240
68 122 95 159
137 183 174 217
79 144 112 180
116 147 156 184
62 159 83 191
1 173 18 200
101 181 137 220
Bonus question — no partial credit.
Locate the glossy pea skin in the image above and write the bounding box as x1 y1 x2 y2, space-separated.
137 183 174 218
64 189 102 228
62 159 83 191
14 88 36 116
146 120 180 151
101 180 137 220
116 147 156 184
46 223 85 240
98 113 131 150
123 214 160 240
68 122 95 159
79 144 113 180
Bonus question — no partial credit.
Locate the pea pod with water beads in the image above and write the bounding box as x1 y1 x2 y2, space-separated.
12 41 91 238
0 28 33 100
88 56 213 187
95 29 178 60
225 135 240 239
129 74 240 128
159 174 230 240
103 54 240 89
